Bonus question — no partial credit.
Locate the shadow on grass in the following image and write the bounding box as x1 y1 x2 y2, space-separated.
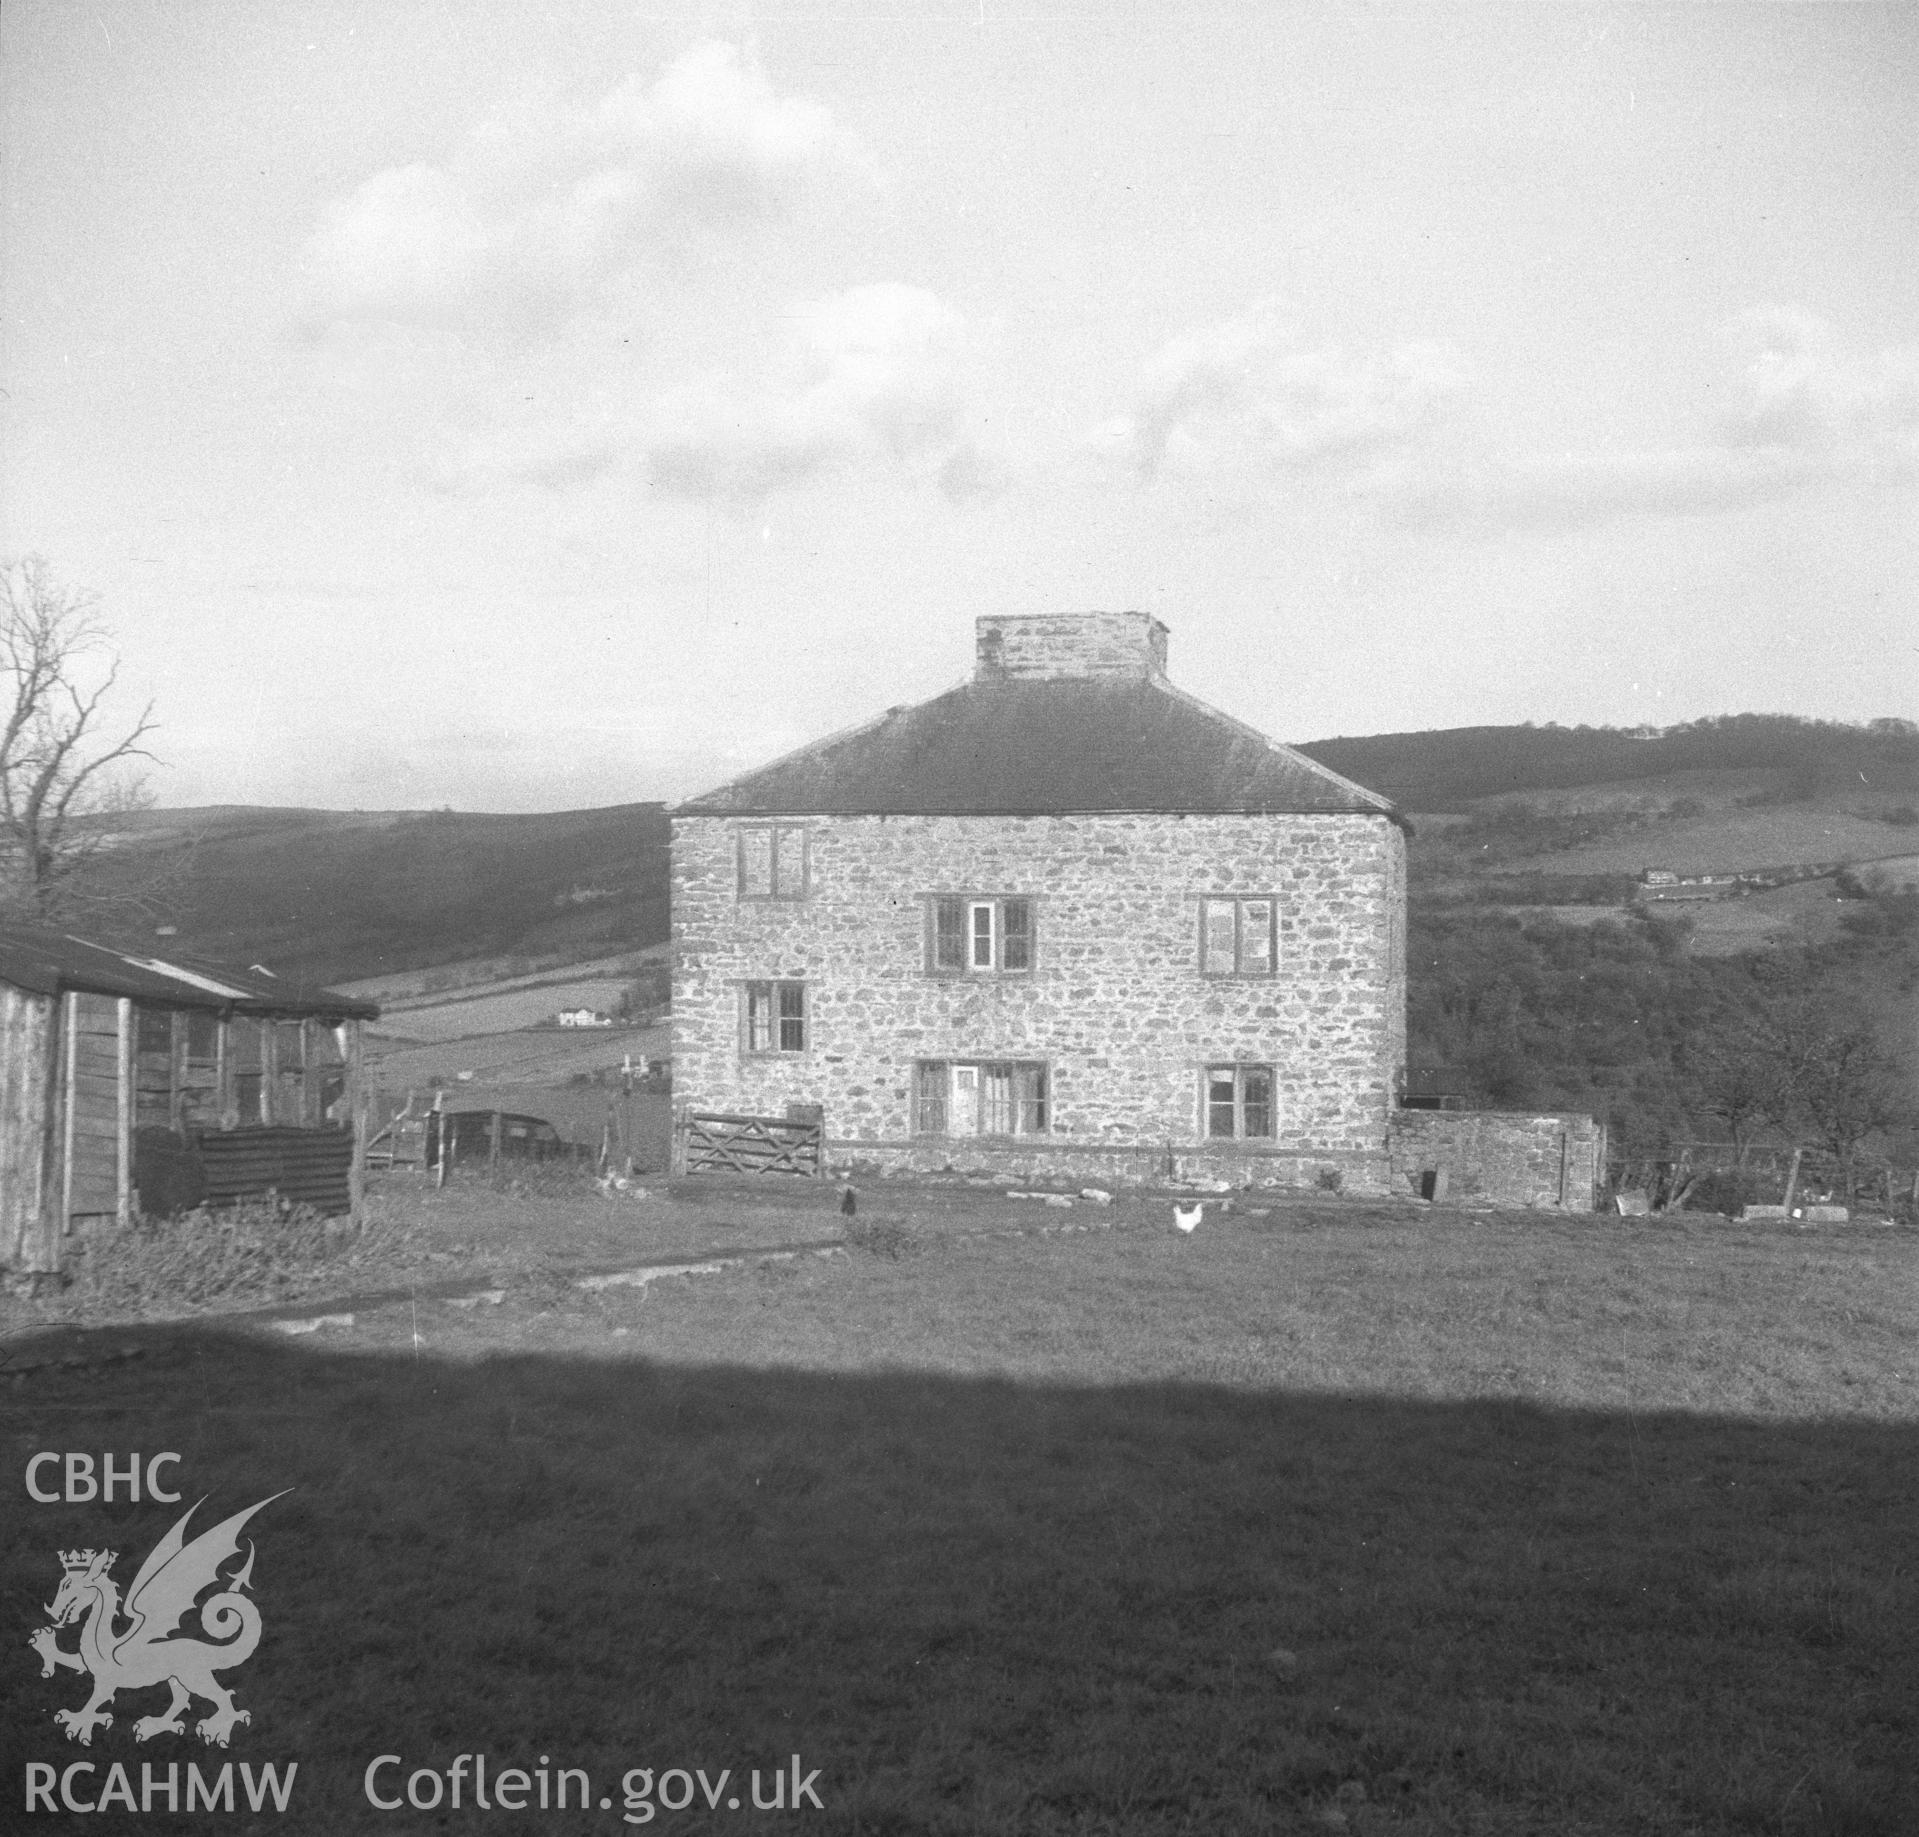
1 1328 1912 1837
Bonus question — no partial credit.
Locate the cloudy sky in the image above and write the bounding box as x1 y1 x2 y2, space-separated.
4 2 1915 811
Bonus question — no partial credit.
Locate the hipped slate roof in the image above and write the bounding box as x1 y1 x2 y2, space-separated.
676 678 1404 823
0 922 378 1019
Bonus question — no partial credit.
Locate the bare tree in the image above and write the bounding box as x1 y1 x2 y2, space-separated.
1687 1034 1781 1163
1755 992 1910 1191
1 557 159 927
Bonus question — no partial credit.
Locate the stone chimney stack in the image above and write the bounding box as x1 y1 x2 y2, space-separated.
974 611 1170 683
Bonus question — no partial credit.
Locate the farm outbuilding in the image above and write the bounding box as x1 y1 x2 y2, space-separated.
0 924 379 1273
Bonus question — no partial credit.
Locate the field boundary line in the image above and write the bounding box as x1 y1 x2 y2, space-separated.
0 1238 852 1346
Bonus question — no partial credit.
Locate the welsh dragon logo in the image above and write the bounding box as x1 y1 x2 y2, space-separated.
29 1492 286 1748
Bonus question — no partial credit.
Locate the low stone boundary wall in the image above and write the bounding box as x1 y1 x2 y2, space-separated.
829 1140 1394 1195
818 1116 1608 1209
1389 1111 1605 1210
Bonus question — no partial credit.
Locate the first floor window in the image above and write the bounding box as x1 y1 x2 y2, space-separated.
745 981 806 1053
914 1060 1048 1135
737 824 808 899
930 896 1034 973
1206 1063 1274 1139
1200 897 1277 975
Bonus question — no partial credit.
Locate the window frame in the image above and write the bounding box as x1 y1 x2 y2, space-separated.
133 1004 229 1132
742 980 808 1055
928 895 1036 975
913 1059 1049 1137
736 824 810 901
1204 1062 1276 1140
1198 895 1278 977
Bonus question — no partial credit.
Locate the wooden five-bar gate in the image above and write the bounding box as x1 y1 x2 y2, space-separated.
674 1108 824 1178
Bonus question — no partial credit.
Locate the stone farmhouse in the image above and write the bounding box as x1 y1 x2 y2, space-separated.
671 611 1415 1192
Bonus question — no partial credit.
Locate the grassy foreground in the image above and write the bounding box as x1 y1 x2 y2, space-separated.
2 1185 1914 1835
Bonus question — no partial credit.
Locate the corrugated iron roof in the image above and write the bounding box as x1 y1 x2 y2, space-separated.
0 923 379 1018
676 677 1404 822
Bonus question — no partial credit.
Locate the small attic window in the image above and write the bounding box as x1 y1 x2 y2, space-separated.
737 824 808 899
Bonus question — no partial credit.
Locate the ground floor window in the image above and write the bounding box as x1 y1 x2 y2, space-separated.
914 1060 1048 1135
745 981 806 1053
1206 1063 1274 1139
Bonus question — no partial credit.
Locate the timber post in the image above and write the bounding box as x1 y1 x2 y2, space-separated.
115 998 133 1226
346 1021 368 1226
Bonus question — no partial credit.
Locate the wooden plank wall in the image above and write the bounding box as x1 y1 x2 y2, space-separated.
0 986 57 1270
63 992 130 1225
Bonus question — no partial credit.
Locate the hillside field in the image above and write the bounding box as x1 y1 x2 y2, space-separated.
362 1023 672 1099
362 979 643 1043
83 801 671 983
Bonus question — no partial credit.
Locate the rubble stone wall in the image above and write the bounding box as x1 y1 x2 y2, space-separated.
673 810 1406 1191
1389 1110 1606 1210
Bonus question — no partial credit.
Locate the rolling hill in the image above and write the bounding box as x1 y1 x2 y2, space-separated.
53 717 1911 1153
80 802 670 985
1299 714 1919 811
58 716 1918 990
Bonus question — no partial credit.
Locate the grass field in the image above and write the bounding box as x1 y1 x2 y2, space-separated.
2 1180 1914 1834
1518 804 1908 879
363 1024 671 1094
367 984 640 1043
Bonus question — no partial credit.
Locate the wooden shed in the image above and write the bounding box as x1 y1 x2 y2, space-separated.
0 924 379 1273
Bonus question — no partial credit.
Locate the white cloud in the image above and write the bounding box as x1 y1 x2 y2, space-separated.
589 39 851 224
432 421 629 495
1102 301 1919 533
1098 300 1466 484
637 283 1003 505
1398 310 1919 532
1723 306 1919 476
637 385 846 505
1390 445 1822 533
294 41 867 336
442 282 1005 508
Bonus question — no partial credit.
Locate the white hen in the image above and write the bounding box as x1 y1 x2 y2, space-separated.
1173 1202 1203 1234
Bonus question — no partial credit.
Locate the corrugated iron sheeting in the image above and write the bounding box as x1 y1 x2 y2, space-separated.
197 1127 355 1216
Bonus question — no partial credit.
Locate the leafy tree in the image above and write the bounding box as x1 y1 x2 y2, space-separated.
1 557 159 926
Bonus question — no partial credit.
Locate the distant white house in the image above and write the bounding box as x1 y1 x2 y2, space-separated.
1638 869 1743 902
557 1007 614 1028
